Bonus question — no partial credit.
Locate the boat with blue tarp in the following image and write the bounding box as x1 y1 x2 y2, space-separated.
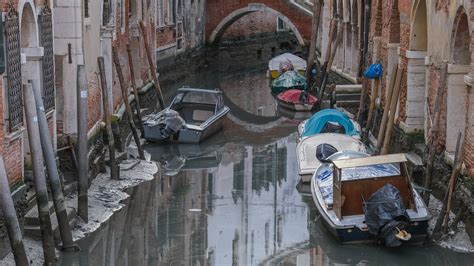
297 109 361 140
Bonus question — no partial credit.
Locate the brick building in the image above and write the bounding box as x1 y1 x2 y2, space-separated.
0 0 158 192
316 0 473 177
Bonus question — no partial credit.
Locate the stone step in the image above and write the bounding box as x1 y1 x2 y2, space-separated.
25 201 55 226
335 93 361 101
24 206 77 244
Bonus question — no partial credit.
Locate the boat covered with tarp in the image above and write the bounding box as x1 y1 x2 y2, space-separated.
311 153 430 245
276 89 317 111
298 109 361 140
271 70 307 95
269 53 307 79
144 88 230 143
296 133 366 183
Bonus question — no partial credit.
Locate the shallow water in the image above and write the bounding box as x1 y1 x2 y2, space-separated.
61 64 474 266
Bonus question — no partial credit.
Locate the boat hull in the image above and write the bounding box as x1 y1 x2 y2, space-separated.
310 162 430 244
276 98 315 112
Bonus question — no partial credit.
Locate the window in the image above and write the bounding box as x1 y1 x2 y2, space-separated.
84 0 90 18
277 17 289 31
0 20 5 74
102 0 112 25
156 0 165 27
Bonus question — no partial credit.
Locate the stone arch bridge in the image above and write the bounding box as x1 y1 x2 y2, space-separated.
206 1 312 45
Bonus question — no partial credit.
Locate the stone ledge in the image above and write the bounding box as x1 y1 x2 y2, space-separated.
399 121 424 134
448 64 470 74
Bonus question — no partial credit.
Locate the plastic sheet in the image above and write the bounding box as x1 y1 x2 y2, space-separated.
145 108 185 139
363 184 410 247
302 109 358 137
271 70 307 95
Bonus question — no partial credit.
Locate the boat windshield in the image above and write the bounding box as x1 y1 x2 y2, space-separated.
341 163 401 181
177 91 218 105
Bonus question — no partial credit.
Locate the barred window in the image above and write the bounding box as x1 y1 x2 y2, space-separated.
40 7 55 111
5 7 23 131
84 0 90 18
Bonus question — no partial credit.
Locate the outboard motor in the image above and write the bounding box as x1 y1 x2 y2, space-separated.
316 143 338 163
363 184 411 247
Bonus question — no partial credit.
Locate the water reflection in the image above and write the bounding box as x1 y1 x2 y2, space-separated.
60 65 474 266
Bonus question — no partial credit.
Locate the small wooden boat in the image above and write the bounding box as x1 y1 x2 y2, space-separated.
296 133 366 183
276 89 317 112
311 153 430 245
144 88 230 143
297 109 361 141
269 53 307 79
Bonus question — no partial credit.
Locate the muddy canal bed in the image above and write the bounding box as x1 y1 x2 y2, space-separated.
61 66 474 265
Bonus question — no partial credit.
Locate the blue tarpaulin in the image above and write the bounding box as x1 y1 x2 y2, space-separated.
302 109 359 137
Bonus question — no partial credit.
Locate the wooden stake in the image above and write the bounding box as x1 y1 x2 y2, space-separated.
139 21 165 110
77 65 89 222
23 83 56 264
112 47 146 160
126 44 144 133
31 80 77 251
375 64 398 153
443 133 464 234
0 157 29 265
317 17 343 108
433 132 462 236
380 69 403 155
98 57 120 180
423 61 448 203
306 0 323 87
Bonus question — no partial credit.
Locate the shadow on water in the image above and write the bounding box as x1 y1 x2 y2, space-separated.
61 61 474 266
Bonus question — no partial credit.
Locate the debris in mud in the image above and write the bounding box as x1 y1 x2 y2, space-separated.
428 196 474 252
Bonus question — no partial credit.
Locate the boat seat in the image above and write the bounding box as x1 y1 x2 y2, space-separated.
192 110 213 123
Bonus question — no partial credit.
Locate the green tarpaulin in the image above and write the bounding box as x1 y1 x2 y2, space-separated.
271 70 307 95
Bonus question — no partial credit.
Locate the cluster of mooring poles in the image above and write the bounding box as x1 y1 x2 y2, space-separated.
0 20 164 265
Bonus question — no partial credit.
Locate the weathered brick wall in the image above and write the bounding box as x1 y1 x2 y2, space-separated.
206 0 311 42
223 11 277 38
156 26 176 48
3 138 22 185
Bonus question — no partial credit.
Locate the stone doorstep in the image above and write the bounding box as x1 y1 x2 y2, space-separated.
23 205 77 244
334 93 361 101
24 201 56 226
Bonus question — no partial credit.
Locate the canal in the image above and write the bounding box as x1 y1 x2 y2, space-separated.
62 58 474 265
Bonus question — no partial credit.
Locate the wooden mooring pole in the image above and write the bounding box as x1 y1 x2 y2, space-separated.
375 64 398 153
112 47 146 160
98 57 120 180
380 69 403 155
423 61 448 203
126 44 144 133
23 83 56 264
139 21 165 110
77 65 89 222
306 0 322 88
31 80 77 251
0 157 29 265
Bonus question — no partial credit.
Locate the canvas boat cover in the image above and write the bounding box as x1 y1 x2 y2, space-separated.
144 108 185 139
269 53 307 71
271 70 307 95
277 89 317 104
302 109 358 137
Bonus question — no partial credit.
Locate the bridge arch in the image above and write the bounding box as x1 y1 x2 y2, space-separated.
208 3 306 46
